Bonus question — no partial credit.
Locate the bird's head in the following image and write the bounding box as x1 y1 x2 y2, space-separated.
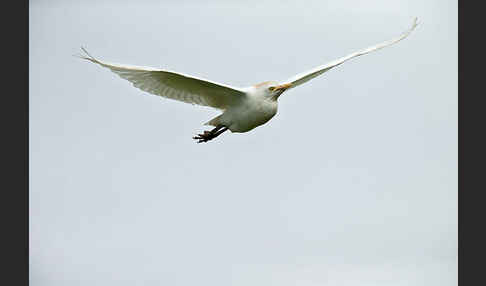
253 81 292 101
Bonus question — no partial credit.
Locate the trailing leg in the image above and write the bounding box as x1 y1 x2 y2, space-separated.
193 125 228 143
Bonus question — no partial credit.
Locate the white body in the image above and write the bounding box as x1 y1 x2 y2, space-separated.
77 18 418 136
211 86 278 132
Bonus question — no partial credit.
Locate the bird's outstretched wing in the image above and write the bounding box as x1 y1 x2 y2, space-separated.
77 48 246 110
281 17 418 89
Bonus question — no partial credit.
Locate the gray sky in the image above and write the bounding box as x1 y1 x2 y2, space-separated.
30 0 457 285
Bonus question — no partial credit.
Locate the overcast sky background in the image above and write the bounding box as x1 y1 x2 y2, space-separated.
30 0 457 285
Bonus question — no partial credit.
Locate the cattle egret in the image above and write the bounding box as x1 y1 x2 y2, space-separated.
78 17 418 143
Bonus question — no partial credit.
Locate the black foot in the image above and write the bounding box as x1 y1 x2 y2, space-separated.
193 125 228 143
193 130 215 143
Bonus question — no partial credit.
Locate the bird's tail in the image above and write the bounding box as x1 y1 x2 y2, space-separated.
204 114 223 127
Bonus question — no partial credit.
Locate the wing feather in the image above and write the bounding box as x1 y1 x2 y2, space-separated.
77 48 246 109
282 17 418 89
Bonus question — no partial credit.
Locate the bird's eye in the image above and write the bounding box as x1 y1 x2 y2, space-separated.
268 86 275 91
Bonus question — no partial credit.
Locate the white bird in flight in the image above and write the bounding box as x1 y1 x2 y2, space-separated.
78 17 418 143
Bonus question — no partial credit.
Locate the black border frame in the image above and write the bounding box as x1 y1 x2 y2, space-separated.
3 0 28 285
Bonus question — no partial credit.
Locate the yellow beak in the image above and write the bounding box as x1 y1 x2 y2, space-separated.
273 83 292 92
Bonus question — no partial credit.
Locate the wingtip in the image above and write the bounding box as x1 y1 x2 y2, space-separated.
75 46 98 63
412 17 419 29
80 46 93 58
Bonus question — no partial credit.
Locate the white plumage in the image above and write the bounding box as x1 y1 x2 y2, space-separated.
78 17 418 143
